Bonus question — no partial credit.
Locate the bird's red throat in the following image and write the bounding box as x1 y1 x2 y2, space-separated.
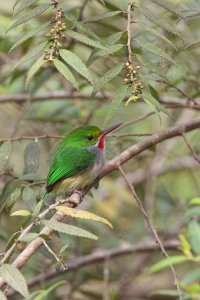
98 136 105 149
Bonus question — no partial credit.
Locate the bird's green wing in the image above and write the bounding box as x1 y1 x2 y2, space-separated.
46 146 96 192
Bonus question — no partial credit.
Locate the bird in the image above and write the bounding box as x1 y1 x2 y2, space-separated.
43 123 122 203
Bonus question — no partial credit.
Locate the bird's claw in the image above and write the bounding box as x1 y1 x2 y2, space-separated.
68 190 84 208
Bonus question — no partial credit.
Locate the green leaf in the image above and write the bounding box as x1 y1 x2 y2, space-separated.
125 95 140 106
140 7 182 40
185 39 200 49
9 42 47 75
183 268 200 285
8 4 50 30
54 59 79 90
19 233 38 242
149 0 186 20
83 11 122 23
143 26 178 51
42 220 98 240
19 173 44 181
66 30 106 50
14 0 39 15
143 90 170 117
5 231 21 251
189 197 200 206
22 186 37 211
92 63 123 96
60 49 93 84
87 44 123 66
134 38 176 65
11 209 31 217
26 56 46 88
103 85 128 127
188 219 200 255
56 206 113 228
0 142 12 174
136 54 169 81
148 255 188 274
104 32 123 45
186 207 200 219
5 188 22 212
23 142 40 174
59 244 69 255
9 21 50 53
0 290 7 300
0 264 29 297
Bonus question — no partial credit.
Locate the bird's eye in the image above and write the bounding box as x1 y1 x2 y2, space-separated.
87 135 93 141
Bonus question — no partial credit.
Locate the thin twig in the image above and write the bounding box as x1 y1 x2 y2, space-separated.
42 240 67 271
0 134 63 143
182 133 200 164
118 165 183 300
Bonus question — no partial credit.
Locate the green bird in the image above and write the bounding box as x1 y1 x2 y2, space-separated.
44 123 122 202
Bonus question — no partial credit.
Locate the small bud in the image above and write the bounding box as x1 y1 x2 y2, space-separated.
133 70 137 74
136 65 140 69
125 62 130 67
124 78 129 83
57 20 62 26
62 25 67 30
128 65 133 71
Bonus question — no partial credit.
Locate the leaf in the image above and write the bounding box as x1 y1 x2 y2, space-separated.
104 32 123 45
66 30 106 50
134 38 176 65
188 219 200 255
136 54 169 81
186 207 200 219
59 244 69 255
143 90 170 117
56 206 113 228
87 44 123 66
19 173 44 181
5 231 21 251
19 233 38 242
42 220 98 240
54 59 79 90
60 49 93 84
0 290 7 300
8 3 50 30
22 186 37 211
149 0 186 20
143 26 178 51
140 7 182 40
9 42 47 75
125 95 140 106
189 197 200 206
83 11 122 23
9 21 50 53
92 63 124 96
148 255 188 274
0 142 12 174
0 264 29 297
26 56 46 88
23 142 40 174
5 188 22 212
103 84 128 127
185 39 200 49
183 268 200 285
14 0 39 15
10 209 31 217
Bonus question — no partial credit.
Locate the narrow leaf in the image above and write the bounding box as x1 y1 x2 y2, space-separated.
54 59 79 90
9 21 50 53
11 209 31 217
5 188 22 212
87 44 123 66
60 49 93 84
0 264 29 297
0 142 12 174
56 206 113 228
92 63 124 96
14 0 39 16
140 8 183 40
23 142 40 174
125 95 140 106
134 39 176 65
143 90 170 117
22 186 37 211
66 30 106 50
8 4 50 30
136 54 169 81
143 26 178 51
19 233 38 242
83 11 122 23
188 219 200 255
189 197 200 206
186 207 200 219
26 56 46 88
183 268 200 285
104 32 123 45
42 220 98 240
149 0 186 20
103 84 128 127
148 256 188 274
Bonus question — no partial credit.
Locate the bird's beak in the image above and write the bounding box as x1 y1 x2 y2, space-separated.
101 122 123 137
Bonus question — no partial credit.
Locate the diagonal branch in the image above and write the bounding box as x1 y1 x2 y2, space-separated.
118 166 183 300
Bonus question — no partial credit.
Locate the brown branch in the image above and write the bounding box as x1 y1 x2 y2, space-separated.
118 166 183 300
7 239 180 295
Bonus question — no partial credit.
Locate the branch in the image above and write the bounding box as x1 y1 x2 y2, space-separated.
7 239 180 295
118 166 183 300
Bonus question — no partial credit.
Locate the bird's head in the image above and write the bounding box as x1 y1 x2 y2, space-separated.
63 123 123 149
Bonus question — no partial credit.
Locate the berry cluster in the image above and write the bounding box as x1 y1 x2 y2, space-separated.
124 61 143 96
44 2 66 61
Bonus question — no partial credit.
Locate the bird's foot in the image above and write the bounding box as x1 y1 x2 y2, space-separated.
68 190 84 208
